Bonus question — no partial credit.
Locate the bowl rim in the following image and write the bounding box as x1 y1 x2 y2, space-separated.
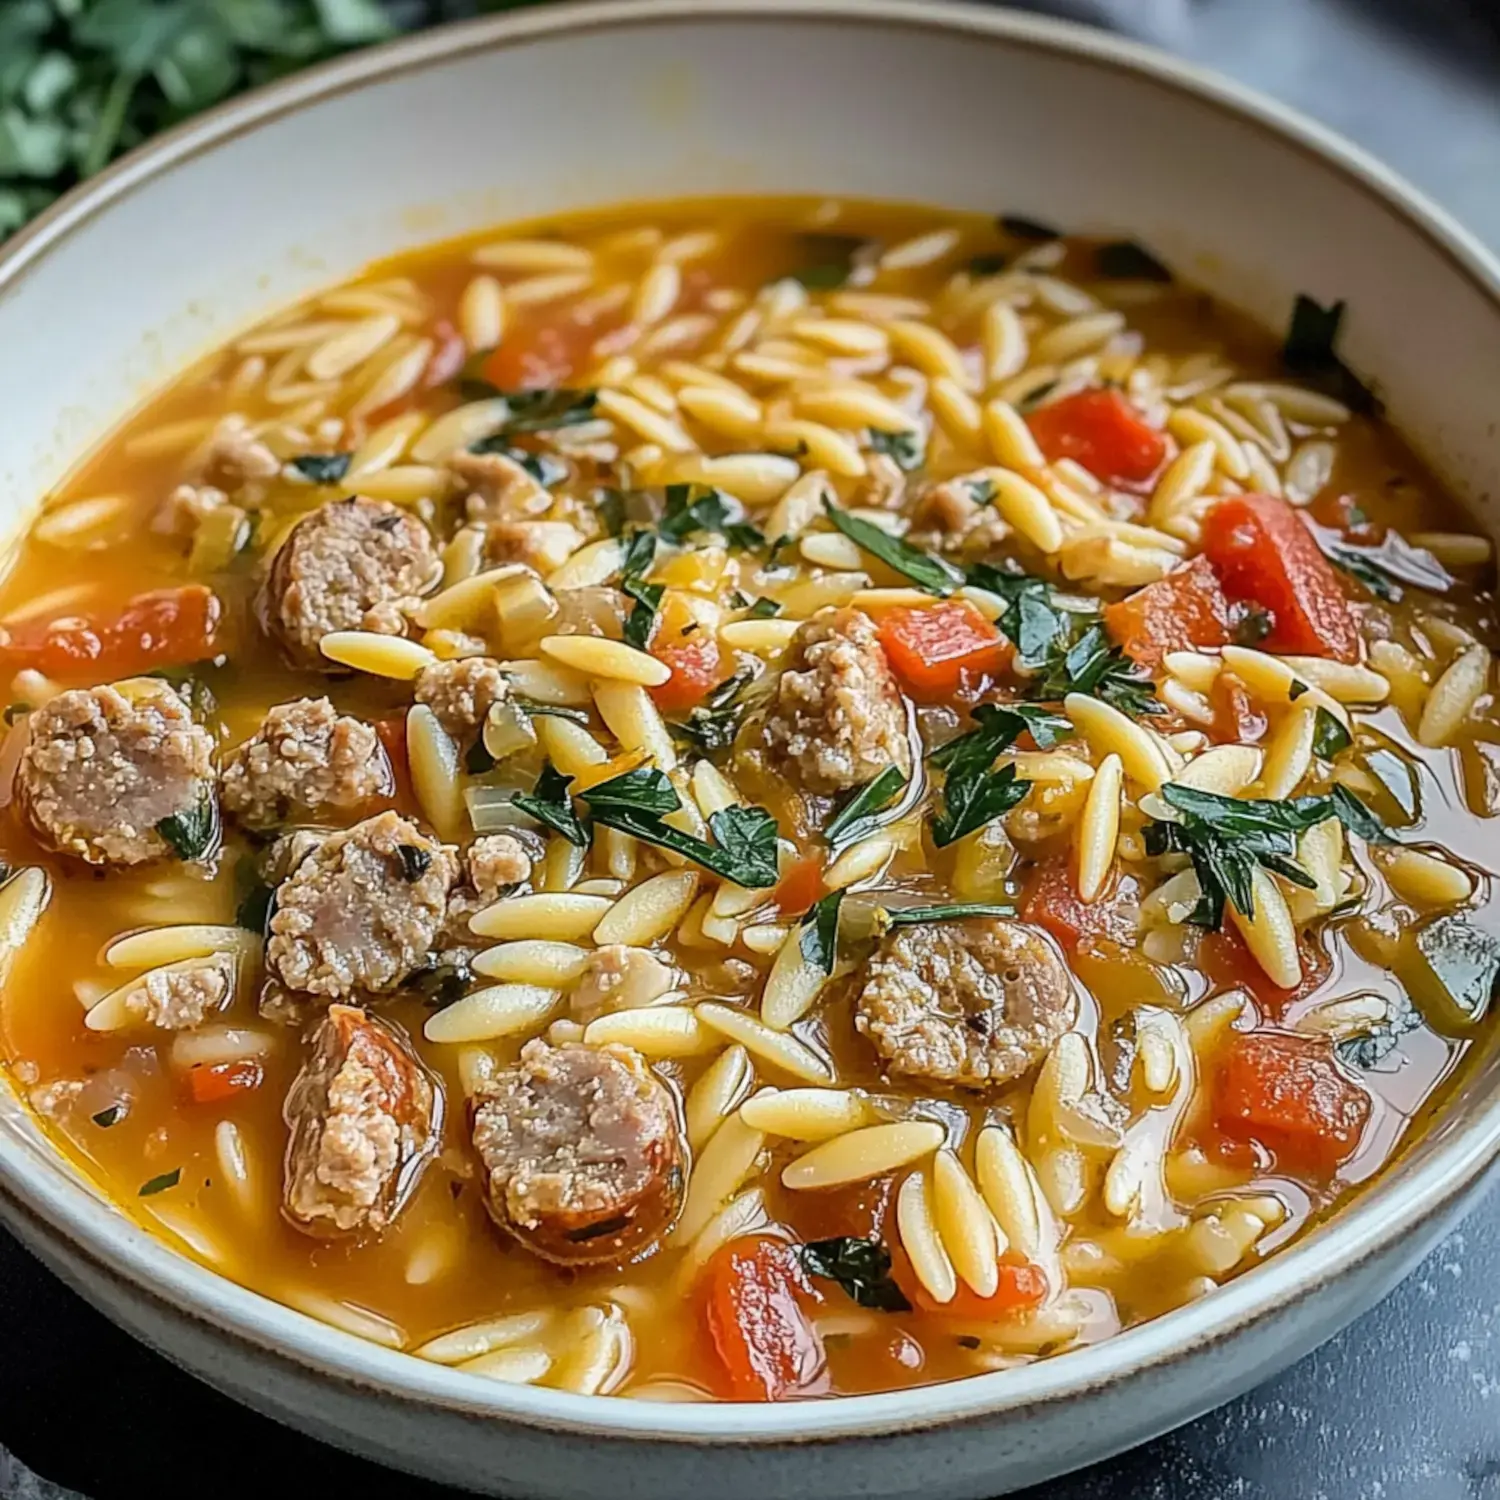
4 0 1500 1446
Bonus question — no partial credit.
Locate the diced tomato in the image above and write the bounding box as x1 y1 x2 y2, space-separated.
1202 494 1360 661
908 1257 1050 1319
1214 1030 1371 1177
477 313 606 390
1022 855 1137 953
0 585 220 681
650 632 722 714
702 1234 826 1401
184 1059 263 1106
1025 388 1168 487
1103 556 1232 671
1208 672 1267 746
1200 928 1331 1018
774 857 824 918
783 1177 894 1245
877 601 1007 703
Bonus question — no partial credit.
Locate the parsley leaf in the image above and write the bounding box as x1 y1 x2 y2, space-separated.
823 766 907 852
932 761 1032 848
460 383 599 433
1312 707 1353 760
139 1169 181 1198
156 789 219 862
966 566 1074 671
1030 622 1162 718
1281 294 1379 414
1095 241 1173 282
622 576 664 651
823 500 965 596
291 452 351 484
798 1236 911 1312
747 596 782 619
1320 530 1453 602
669 669 755 754
799 890 845 975
466 438 568 488
660 484 764 551
788 233 873 290
511 763 589 848
881 902 1016 928
867 427 925 472
998 214 1061 242
91 1104 125 1129
928 704 1058 847
584 766 682 815
512 698 590 727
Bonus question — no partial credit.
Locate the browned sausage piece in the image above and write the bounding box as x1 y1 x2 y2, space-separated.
257 497 441 669
283 1004 441 1236
761 606 911 794
413 657 509 739
470 1040 685 1265
18 680 217 866
220 697 391 830
266 811 458 1000
855 917 1076 1091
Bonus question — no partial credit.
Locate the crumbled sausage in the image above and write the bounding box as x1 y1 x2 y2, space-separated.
258 827 330 886
257 498 441 668
450 451 549 519
855 917 1077 1090
910 473 1012 554
195 415 281 490
570 946 677 1023
266 811 457 999
115 953 235 1030
221 698 391 830
470 1039 685 1264
283 1004 440 1235
483 519 586 574
360 596 422 636
18 680 217 866
414 656 509 738
761 606 911 793
441 833 535 945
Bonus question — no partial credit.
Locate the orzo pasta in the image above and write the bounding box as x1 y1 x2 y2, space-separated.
2 200 1497 1402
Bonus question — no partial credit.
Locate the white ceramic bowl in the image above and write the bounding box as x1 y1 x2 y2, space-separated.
4 3 1500 1495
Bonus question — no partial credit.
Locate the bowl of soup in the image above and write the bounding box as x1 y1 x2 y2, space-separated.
3 1 1500 1495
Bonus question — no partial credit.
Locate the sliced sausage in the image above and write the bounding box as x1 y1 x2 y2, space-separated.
414 656 509 739
283 1004 441 1236
761 606 911 793
855 917 1076 1091
18 680 217 866
221 697 391 830
266 810 458 1000
470 1039 685 1265
257 498 441 668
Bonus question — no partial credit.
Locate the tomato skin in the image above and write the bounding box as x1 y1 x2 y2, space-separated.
1025 388 1167 486
1022 855 1137 953
702 1235 826 1401
1103 556 1232 671
1202 494 1360 661
184 1059 264 1106
908 1257 1050 1318
1214 1031 1371 1178
649 632 723 714
773 857 824 918
1200 929 1330 1018
877 601 1007 703
0 585 221 681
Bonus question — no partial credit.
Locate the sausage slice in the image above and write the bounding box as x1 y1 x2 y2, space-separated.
257 497 440 668
18 680 217 866
855 916 1077 1091
283 1004 441 1236
761 606 911 793
470 1039 685 1265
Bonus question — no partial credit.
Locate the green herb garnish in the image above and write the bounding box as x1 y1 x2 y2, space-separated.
1312 707 1353 760
91 1104 124 1128
823 499 964 596
660 484 764 551
670 669 755 754
799 890 845 975
788 233 872 290
746 596 782 620
139 1169 181 1198
867 427 925 472
291 452 351 485
156 789 219 862
511 763 590 848
932 762 1031 848
881 902 1016 928
466 437 568 488
927 702 1065 848
1281 294 1378 414
622 576 664 651
512 698 591 727
998 214 1060 242
235 878 274 935
798 1236 911 1312
1095 241 1172 282
1031 621 1162 718
966 565 1072 671
823 766 907 852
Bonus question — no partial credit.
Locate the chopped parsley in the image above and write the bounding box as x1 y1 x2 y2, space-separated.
927 702 1069 847
91 1104 125 1129
138 1169 181 1198
1029 621 1161 718
931 762 1031 848
1320 530 1453 602
512 763 589 848
799 890 845 976
156 789 219 862
290 452 352 484
659 484 764 551
966 566 1072 671
746 596 782 620
823 766 907 852
466 437 568 488
788 233 874 290
669 669 755 754
512 698 591 727
1312 707 1353 761
1281 294 1379 415
997 213 1061 242
394 843 432 881
797 1236 911 1312
1095 240 1173 282
459 381 599 433
867 427 925 472
881 902 1016 928
823 499 964 596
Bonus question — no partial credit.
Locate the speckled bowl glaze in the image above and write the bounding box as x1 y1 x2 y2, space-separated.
3 3 1500 1495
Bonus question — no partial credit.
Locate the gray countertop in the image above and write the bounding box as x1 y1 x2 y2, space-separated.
5 3 1500 1496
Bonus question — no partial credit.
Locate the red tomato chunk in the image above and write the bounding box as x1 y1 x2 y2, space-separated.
1214 1031 1371 1178
1103 556 1233 670
1022 855 1137 953
184 1059 264 1106
877 601 1007 702
909 1257 1050 1319
1202 494 1360 661
702 1235 826 1401
1025 389 1167 487
650 632 722 713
